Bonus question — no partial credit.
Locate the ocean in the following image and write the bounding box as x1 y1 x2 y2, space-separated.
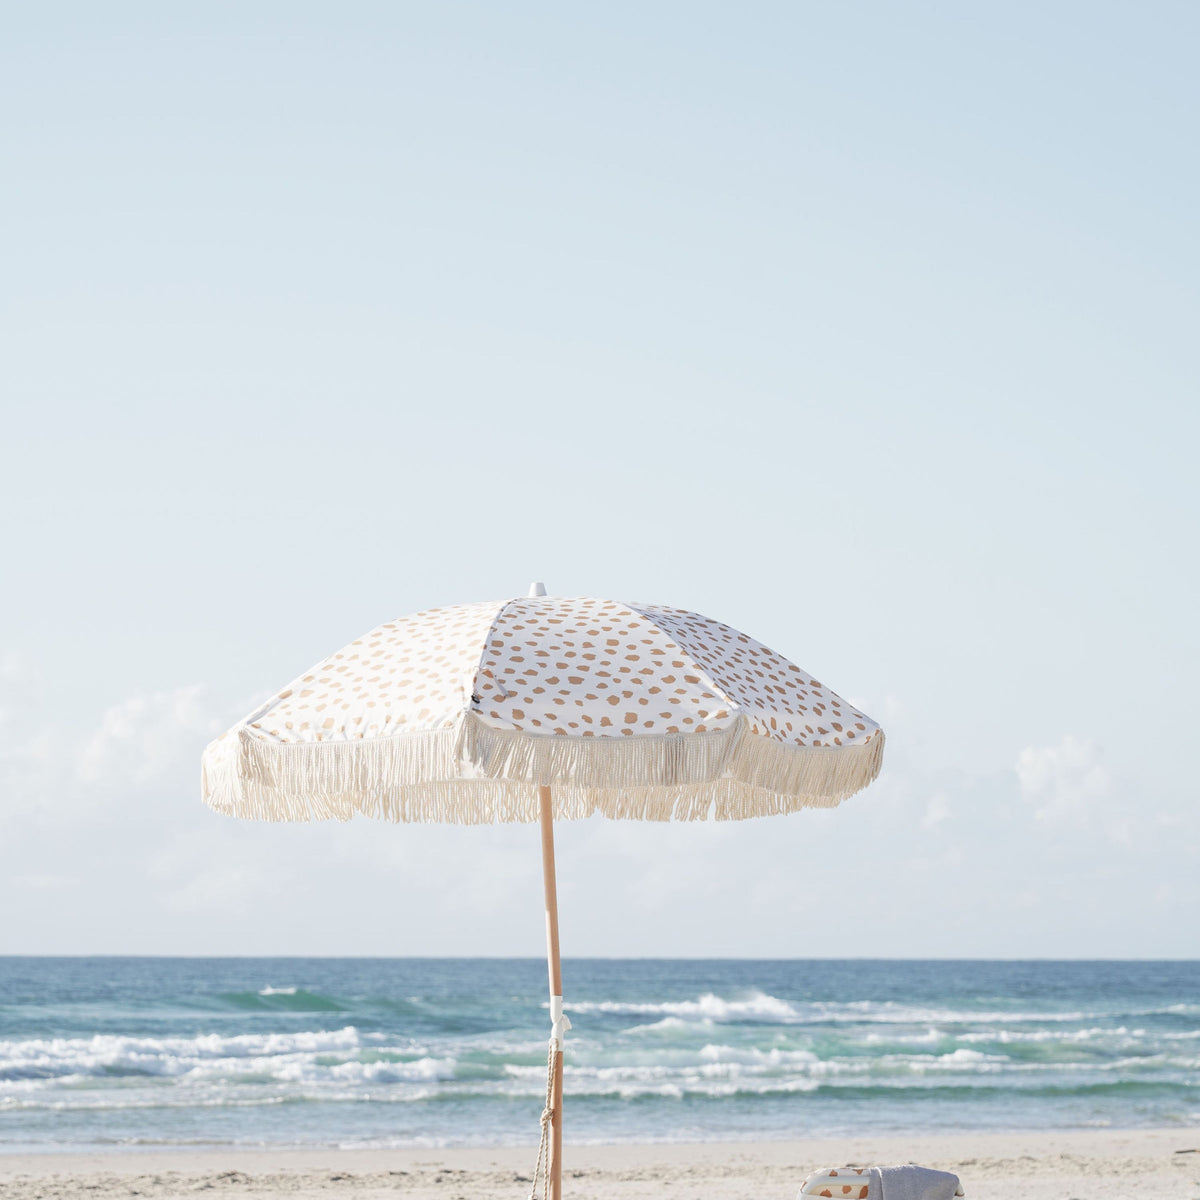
1 958 1197 1152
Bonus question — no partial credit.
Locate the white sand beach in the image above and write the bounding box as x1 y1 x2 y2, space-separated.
2 1130 1196 1200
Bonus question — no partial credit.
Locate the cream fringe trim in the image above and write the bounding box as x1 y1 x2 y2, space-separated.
201 714 884 824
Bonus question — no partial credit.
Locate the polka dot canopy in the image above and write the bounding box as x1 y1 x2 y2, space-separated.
202 593 884 824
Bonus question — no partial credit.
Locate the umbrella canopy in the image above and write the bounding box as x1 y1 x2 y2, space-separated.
202 591 884 823
201 586 884 1200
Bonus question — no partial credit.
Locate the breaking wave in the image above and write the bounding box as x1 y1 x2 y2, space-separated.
2 959 1197 1147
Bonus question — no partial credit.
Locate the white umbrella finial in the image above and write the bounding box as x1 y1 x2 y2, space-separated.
529 581 547 597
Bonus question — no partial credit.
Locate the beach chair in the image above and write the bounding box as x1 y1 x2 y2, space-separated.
800 1165 964 1200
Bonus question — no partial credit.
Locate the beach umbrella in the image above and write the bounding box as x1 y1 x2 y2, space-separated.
201 584 884 1199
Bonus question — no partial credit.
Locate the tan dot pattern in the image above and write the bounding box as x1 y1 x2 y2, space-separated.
801 1167 963 1200
803 1167 871 1200
472 597 737 738
240 594 878 752
251 599 502 743
629 604 876 749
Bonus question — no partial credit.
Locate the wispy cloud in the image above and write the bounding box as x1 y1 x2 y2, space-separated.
1015 735 1111 823
78 685 226 787
1 668 1197 956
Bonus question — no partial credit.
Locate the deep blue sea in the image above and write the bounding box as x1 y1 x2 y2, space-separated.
1 958 1197 1152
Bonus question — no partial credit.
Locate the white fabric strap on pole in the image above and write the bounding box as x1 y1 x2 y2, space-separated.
549 995 571 1050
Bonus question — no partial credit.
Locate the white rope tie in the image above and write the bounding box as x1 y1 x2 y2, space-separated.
528 997 570 1200
528 1042 555 1200
549 995 572 1050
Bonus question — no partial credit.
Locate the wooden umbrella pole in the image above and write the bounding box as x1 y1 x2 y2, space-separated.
537 785 565 1200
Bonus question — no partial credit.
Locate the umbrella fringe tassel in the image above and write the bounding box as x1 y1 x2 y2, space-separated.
200 716 884 824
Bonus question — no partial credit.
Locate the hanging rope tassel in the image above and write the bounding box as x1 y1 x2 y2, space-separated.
528 998 571 1200
528 1041 556 1200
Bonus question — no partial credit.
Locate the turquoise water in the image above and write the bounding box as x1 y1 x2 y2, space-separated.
1 958 1197 1151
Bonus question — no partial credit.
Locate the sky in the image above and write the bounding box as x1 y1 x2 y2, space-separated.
1 2 1197 958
